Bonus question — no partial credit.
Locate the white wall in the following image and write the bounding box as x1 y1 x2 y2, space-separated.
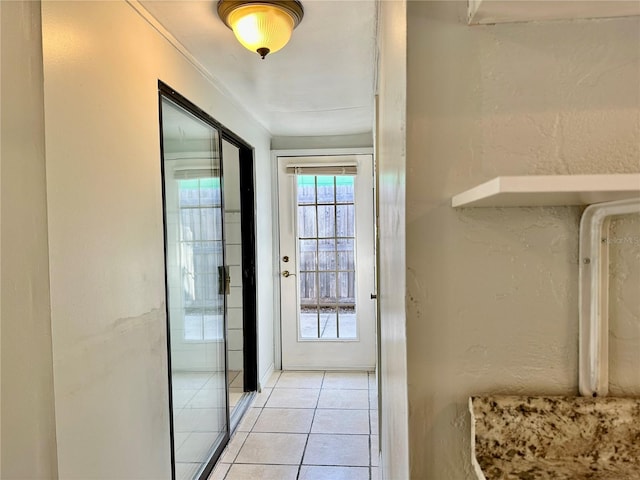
376 1 410 479
405 2 639 478
41 1 272 477
0 1 58 477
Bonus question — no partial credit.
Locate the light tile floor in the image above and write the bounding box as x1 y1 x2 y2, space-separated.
209 370 379 480
173 370 246 479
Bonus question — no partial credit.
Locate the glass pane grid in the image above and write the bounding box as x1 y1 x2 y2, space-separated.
179 178 224 341
297 175 356 340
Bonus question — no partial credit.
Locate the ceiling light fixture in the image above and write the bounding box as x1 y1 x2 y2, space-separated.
217 1 304 59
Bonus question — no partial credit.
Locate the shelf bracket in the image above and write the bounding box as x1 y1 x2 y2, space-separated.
578 197 640 397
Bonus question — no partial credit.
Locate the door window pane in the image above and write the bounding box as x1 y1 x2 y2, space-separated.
318 239 336 271
298 205 317 238
337 239 354 270
297 175 316 204
318 272 337 303
299 240 318 271
316 176 335 203
319 307 338 338
336 204 355 237
296 174 356 340
317 205 335 237
336 176 355 203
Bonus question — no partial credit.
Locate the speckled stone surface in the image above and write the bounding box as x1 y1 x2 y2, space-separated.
470 396 640 480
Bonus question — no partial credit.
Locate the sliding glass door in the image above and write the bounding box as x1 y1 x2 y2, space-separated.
160 95 229 480
159 83 259 480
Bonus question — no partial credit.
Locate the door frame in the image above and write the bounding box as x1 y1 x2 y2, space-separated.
271 148 374 371
158 81 258 480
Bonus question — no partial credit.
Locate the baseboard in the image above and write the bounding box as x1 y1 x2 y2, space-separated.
259 363 275 391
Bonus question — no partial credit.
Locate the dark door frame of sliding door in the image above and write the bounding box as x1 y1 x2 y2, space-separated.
158 80 258 480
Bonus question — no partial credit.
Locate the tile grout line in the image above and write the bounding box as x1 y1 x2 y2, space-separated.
219 371 376 480
296 370 325 480
220 376 271 480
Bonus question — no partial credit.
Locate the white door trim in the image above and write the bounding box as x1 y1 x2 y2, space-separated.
270 148 374 371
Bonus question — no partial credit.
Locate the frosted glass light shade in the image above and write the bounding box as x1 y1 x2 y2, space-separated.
218 1 304 59
229 5 294 57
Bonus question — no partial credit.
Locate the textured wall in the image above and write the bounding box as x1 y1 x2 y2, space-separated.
41 1 271 477
0 1 59 477
405 2 639 478
377 1 410 479
609 214 640 396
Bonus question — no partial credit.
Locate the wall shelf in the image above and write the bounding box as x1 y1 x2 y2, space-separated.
451 174 640 208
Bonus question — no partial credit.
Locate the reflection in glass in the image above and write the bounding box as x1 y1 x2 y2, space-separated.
161 97 227 479
220 139 246 419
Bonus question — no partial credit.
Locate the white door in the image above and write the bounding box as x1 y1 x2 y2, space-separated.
278 155 376 370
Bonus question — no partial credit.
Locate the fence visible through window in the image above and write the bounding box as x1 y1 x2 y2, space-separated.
297 175 357 339
178 177 223 341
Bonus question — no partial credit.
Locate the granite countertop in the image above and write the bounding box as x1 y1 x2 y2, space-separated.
470 396 640 480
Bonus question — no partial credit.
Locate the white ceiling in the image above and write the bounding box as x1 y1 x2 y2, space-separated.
139 0 378 138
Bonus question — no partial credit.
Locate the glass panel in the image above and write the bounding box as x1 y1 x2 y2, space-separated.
337 239 354 270
336 204 355 237
180 209 200 241
299 240 317 271
298 205 317 238
337 272 353 304
297 175 316 204
318 272 337 304
200 207 222 240
203 313 223 340
161 96 227 478
179 182 200 207
296 173 359 341
299 272 317 305
338 306 357 339
316 175 335 203
221 139 245 413
317 205 335 238
200 178 222 206
300 309 319 339
320 306 338 339
336 176 355 203
318 239 336 271
184 312 203 340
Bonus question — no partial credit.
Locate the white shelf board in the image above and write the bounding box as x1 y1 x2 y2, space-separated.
468 0 640 25
452 174 640 208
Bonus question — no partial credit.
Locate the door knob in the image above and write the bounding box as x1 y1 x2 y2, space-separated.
282 270 296 278
218 266 231 295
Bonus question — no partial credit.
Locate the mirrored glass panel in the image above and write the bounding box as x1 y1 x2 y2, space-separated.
161 97 228 479
221 139 245 416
